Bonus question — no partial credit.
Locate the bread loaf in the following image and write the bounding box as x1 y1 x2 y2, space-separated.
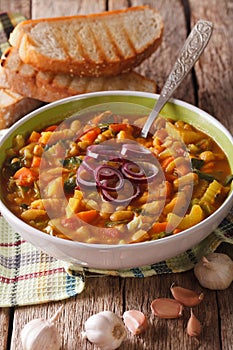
0 87 42 129
1 47 157 102
9 6 163 77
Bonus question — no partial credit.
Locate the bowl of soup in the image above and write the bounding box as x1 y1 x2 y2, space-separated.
0 91 232 269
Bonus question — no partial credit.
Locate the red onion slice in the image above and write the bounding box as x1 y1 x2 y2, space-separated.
81 156 98 172
121 161 145 179
94 165 124 191
87 144 121 160
76 140 160 204
121 143 152 158
101 183 140 205
76 167 96 188
121 161 159 183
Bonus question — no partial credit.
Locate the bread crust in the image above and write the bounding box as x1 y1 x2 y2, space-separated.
9 6 163 77
1 47 157 102
0 87 42 129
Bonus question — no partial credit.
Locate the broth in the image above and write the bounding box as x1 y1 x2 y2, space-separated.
1 112 232 244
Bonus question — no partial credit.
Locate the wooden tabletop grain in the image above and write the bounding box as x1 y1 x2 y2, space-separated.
0 0 232 349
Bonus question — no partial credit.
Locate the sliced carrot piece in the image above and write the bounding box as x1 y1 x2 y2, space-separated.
13 167 37 186
43 125 58 132
165 180 173 198
76 210 98 223
161 156 175 171
165 173 177 182
79 127 101 143
109 123 128 133
150 222 168 234
31 156 41 168
28 131 41 143
173 229 182 234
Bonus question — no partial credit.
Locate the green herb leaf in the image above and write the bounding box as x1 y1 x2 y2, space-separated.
105 220 129 227
194 170 216 182
191 158 205 170
20 203 29 210
64 176 76 193
224 174 233 186
62 156 82 168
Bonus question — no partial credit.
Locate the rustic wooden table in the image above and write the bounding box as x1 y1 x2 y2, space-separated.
0 0 232 349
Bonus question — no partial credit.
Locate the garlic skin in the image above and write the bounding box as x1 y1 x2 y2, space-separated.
123 310 148 335
21 319 61 350
21 306 63 350
82 311 127 350
170 284 204 307
194 253 233 290
187 309 201 337
151 298 183 319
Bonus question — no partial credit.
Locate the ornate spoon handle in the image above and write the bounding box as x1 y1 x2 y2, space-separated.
141 19 213 138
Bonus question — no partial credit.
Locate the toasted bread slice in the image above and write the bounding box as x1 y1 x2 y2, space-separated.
1 47 157 102
9 6 163 77
0 86 42 129
0 65 8 88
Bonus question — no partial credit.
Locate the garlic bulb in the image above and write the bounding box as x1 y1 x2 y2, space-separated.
82 311 126 350
194 253 233 290
21 306 63 350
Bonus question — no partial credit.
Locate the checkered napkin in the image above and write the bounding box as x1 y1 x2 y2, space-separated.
0 201 233 307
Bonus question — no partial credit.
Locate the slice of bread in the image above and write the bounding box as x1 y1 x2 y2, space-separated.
0 87 42 129
9 6 163 77
1 47 157 102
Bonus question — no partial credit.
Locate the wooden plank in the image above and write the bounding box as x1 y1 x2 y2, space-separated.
0 0 31 18
31 0 107 18
216 244 233 350
109 0 195 104
0 308 11 350
10 277 123 350
10 272 223 350
218 286 233 350
189 0 233 133
123 271 221 350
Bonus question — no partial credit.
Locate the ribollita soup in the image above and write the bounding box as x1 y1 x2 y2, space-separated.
1 111 232 244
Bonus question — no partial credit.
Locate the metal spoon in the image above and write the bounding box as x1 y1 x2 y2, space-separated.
141 19 213 138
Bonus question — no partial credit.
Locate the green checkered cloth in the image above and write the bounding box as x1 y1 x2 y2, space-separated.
0 204 232 307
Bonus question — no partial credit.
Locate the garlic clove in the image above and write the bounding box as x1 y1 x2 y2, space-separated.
82 311 126 350
21 306 63 350
151 298 183 319
194 253 233 290
123 310 148 335
187 309 201 337
170 283 204 307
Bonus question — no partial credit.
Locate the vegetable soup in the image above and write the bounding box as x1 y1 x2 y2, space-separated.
1 111 232 244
